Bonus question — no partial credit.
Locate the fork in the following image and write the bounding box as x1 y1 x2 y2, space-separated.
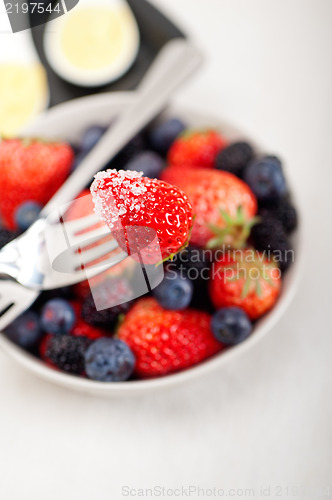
0 213 126 290
0 38 202 329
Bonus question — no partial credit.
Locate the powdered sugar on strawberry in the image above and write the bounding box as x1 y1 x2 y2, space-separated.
91 169 148 229
90 168 193 264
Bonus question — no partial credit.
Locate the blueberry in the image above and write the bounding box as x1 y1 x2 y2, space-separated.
244 156 287 203
153 270 193 310
211 307 252 345
14 201 42 231
80 125 106 153
124 150 165 178
5 310 42 348
84 338 135 382
215 141 254 177
149 118 186 155
41 298 76 334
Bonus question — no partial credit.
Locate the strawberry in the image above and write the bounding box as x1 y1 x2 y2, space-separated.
0 138 74 229
66 189 137 300
71 318 107 340
209 248 281 320
90 169 193 265
162 167 258 248
66 189 103 299
117 297 223 378
65 189 94 221
167 129 227 169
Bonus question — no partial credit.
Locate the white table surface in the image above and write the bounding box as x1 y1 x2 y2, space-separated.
0 1 331 499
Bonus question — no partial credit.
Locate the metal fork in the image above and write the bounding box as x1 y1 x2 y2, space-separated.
0 38 202 329
0 213 126 291
0 213 126 332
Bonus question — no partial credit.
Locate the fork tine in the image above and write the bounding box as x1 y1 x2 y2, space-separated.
70 224 112 249
0 293 13 315
0 282 38 330
63 250 128 284
74 240 123 269
63 213 101 234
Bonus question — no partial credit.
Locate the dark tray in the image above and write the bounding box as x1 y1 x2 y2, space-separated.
29 0 185 107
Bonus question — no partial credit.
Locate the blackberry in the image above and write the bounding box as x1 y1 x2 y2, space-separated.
0 228 20 249
259 199 298 234
81 278 133 329
271 200 298 233
215 141 254 177
251 215 293 272
45 334 91 375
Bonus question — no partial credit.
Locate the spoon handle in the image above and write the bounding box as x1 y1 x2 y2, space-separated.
42 38 203 216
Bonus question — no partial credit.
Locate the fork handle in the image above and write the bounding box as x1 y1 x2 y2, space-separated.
41 38 202 217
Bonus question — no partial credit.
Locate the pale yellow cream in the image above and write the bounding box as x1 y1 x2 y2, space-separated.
60 6 129 70
0 63 47 137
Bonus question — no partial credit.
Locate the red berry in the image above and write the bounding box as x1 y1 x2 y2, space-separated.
65 189 95 221
167 129 227 169
162 167 257 248
0 138 74 229
118 297 223 378
209 249 281 320
67 189 137 300
71 319 106 340
90 169 193 264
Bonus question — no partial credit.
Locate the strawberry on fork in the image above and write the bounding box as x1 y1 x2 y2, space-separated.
90 169 193 265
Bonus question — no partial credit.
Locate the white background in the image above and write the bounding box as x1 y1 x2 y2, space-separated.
0 1 332 498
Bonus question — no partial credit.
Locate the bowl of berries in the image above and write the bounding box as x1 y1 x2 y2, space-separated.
0 92 301 395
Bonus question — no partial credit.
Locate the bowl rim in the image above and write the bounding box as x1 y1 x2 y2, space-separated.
0 91 303 396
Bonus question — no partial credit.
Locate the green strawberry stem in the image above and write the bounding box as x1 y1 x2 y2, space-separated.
225 248 279 298
206 206 261 250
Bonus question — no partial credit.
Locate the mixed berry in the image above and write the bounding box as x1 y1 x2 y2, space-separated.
0 116 298 382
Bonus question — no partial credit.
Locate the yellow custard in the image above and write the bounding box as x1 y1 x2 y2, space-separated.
44 2 139 87
61 6 127 70
0 63 48 137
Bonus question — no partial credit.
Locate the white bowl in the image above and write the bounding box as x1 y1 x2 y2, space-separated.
0 92 302 396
